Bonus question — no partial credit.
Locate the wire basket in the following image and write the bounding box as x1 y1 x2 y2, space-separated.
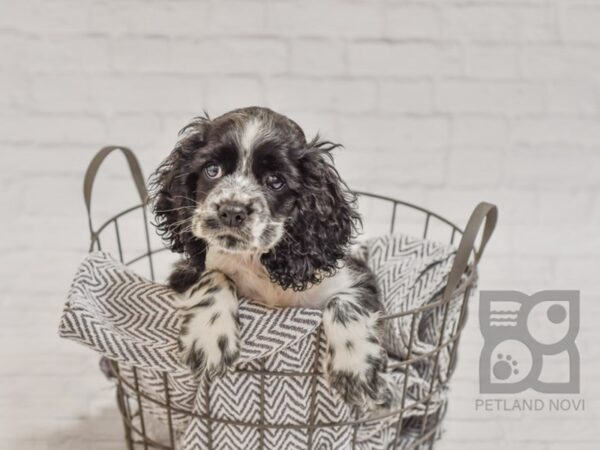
83 146 497 450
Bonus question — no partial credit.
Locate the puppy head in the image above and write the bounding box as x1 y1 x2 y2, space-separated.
151 107 360 290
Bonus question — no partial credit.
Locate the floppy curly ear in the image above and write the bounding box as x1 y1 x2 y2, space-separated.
149 116 211 273
261 138 361 291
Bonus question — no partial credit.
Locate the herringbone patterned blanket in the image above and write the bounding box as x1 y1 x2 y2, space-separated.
59 234 461 449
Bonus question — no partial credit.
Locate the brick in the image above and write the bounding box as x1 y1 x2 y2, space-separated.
28 36 111 73
339 116 449 149
547 81 600 115
0 177 22 220
30 75 90 112
507 223 600 257
89 75 207 113
446 149 504 188
440 441 546 450
452 116 509 148
290 39 345 76
592 195 600 225
208 1 267 35
442 5 557 43
436 81 545 114
0 249 88 297
522 45 600 79
443 418 504 442
548 445 600 450
507 147 600 188
268 79 338 112
426 187 538 228
0 145 95 178
267 1 382 38
466 44 520 79
0 69 28 110
112 37 171 72
553 257 599 296
88 1 211 37
267 78 377 113
503 418 599 442
0 34 32 70
107 114 164 148
384 4 440 39
21 177 87 219
0 1 91 34
332 80 378 114
513 118 600 146
379 81 434 114
0 36 32 109
205 77 264 113
336 146 446 188
348 42 461 76
0 114 107 145
171 38 287 74
538 191 594 225
561 6 600 43
482 256 555 285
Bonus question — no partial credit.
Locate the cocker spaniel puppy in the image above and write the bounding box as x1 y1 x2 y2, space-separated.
151 106 392 409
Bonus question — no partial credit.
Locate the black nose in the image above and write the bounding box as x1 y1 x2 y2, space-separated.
218 203 248 227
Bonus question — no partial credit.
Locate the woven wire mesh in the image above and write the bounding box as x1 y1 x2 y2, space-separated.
84 148 481 450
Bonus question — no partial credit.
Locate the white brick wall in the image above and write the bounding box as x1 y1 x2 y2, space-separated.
1 0 599 448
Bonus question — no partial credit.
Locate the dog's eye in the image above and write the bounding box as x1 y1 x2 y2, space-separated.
265 174 285 191
204 163 223 179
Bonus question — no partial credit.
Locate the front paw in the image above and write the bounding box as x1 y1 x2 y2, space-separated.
178 325 240 378
327 348 394 410
323 304 395 410
176 271 240 378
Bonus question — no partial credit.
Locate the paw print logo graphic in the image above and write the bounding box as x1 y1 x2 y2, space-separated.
494 353 519 379
479 291 580 394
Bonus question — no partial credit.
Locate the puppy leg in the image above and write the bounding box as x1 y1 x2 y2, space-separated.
323 293 393 410
175 270 240 378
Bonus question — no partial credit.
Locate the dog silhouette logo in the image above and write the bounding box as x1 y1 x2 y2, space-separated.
479 290 580 394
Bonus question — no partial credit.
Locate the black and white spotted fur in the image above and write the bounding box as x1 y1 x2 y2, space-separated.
151 107 392 410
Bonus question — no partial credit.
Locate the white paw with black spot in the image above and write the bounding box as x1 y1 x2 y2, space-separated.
176 271 240 378
323 308 393 410
327 346 393 410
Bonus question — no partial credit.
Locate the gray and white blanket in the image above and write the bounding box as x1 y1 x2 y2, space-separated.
59 233 464 449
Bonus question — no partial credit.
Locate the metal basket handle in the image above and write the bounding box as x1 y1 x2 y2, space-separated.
444 202 498 300
83 146 148 235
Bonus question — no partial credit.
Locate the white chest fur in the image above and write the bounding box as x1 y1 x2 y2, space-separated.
205 248 352 309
